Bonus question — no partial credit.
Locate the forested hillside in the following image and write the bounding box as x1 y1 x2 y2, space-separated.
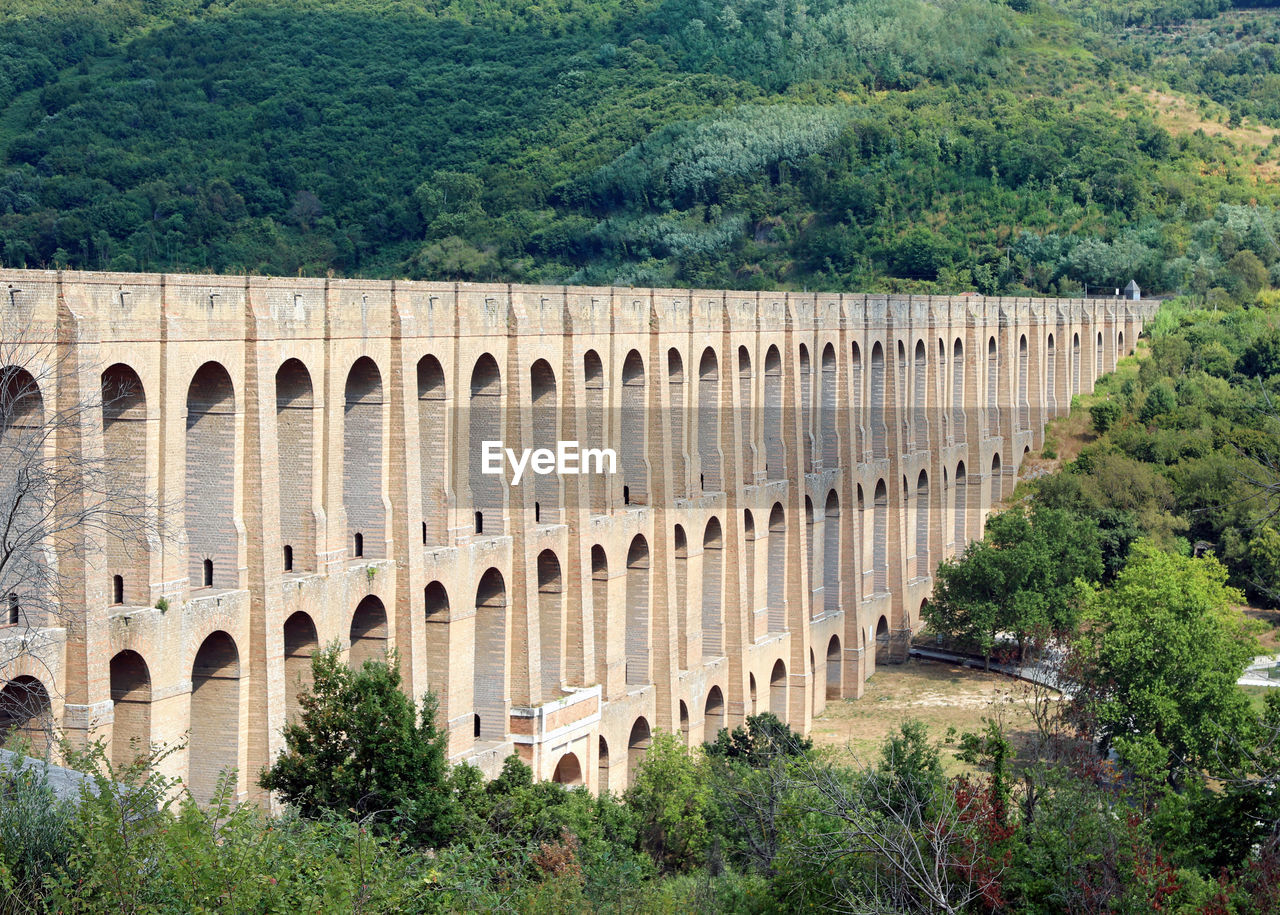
0 0 1279 294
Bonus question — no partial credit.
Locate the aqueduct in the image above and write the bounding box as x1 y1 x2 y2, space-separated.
0 269 1153 800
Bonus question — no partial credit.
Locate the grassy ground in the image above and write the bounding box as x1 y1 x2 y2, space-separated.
809 659 1050 774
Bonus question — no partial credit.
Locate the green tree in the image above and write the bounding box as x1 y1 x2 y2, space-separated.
624 732 714 873
1069 541 1259 781
259 646 456 845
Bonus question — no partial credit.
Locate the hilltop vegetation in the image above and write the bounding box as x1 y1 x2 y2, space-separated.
0 0 1277 295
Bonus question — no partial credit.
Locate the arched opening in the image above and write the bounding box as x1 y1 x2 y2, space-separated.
738 346 754 480
417 354 447 547
621 350 648 504
591 545 609 685
1018 335 1030 432
276 359 314 572
110 651 151 769
470 354 503 536
1072 333 1081 396
769 659 788 723
873 480 888 593
913 339 927 451
0 676 52 755
530 359 560 524
190 631 239 804
850 341 864 458
668 349 686 497
625 535 650 686
954 462 968 553
584 350 605 513
823 491 840 616
1118 330 1125 355
763 345 784 478
627 717 652 784
821 343 838 466
598 736 610 791
674 525 688 666
875 615 890 665
283 611 318 723
986 337 999 437
679 700 690 743
349 595 388 667
702 518 723 660
991 453 1003 502
698 348 721 491
870 343 886 459
1046 334 1056 410
353 532 363 558
767 503 786 633
1096 330 1104 378
704 686 725 740
805 495 816 606
952 338 964 441
344 357 385 560
474 568 508 741
552 752 583 786
538 549 563 696
915 470 930 575
799 343 812 470
826 636 842 700
186 362 236 590
749 673 758 715
102 363 148 604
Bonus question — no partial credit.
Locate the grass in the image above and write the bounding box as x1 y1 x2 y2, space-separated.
810 658 1052 775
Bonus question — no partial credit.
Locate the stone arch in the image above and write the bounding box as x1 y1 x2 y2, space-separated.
749 673 758 715
1046 334 1056 409
668 349 686 496
591 545 609 685
743 509 757 635
625 535 650 686
799 343 812 469
102 363 149 605
425 580 449 620
1018 334 1030 432
769 659 787 722
954 461 968 552
1072 332 1081 396
530 359 559 524
110 651 151 768
913 339 928 450
583 350 605 513
805 495 816 606
474 568 507 741
850 341 864 457
698 347 721 491
702 517 723 659
621 350 648 505
674 524 688 666
821 342 838 466
952 338 965 439
870 342 887 459
417 355 447 547
915 470 929 574
875 615 890 664
823 490 840 616
186 362 236 590
767 503 786 633
991 452 1003 502
1118 330 1125 355
470 354 503 536
705 685 725 739
598 735 611 791
0 675 52 754
552 752 583 786
538 549 564 696
1096 330 1104 377
276 359 314 573
350 595 388 667
190 631 239 804
763 345 784 478
986 337 999 437
679 699 691 743
738 346 754 480
344 357 385 560
873 480 888 593
283 611 318 724
627 716 652 783
826 635 842 700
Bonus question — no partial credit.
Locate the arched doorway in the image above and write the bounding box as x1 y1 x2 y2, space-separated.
349 595 388 668
769 659 787 723
552 752 583 786
110 650 151 769
190 631 240 804
705 686 725 740
0 676 52 755
283 611 319 723
627 717 652 785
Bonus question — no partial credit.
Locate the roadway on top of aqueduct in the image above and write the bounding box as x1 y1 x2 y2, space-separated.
0 268 1155 801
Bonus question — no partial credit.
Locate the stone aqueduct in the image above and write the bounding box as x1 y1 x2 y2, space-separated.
0 268 1154 801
